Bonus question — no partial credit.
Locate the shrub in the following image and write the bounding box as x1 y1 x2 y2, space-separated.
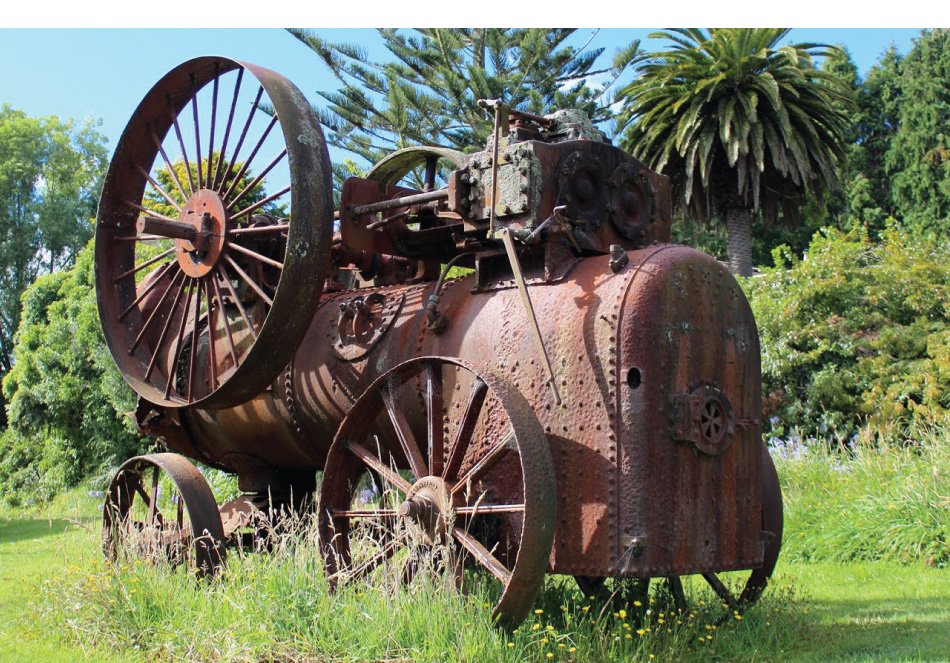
1 240 144 506
745 224 950 440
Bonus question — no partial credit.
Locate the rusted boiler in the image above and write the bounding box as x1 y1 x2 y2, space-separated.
96 56 782 627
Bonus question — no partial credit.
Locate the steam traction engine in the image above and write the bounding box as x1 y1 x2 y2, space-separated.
96 57 782 627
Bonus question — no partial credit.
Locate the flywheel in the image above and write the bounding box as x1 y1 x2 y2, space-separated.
96 56 333 408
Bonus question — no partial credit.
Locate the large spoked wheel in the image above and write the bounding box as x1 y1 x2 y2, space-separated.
667 451 784 612
96 56 333 408
319 357 556 628
102 453 226 576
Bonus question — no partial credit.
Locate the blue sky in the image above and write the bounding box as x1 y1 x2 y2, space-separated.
0 28 924 160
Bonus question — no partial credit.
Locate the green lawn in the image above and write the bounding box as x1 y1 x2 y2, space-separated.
1 491 947 663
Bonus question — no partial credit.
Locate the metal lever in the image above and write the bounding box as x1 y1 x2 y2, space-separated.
498 228 562 405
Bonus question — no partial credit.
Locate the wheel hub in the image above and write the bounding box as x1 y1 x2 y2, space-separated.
399 476 452 542
176 189 228 278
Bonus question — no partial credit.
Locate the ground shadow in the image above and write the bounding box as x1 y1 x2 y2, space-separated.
0 517 95 545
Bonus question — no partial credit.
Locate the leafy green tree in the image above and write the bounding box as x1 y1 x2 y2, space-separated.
886 29 950 233
0 105 107 420
288 28 640 183
1 240 142 505
617 29 854 276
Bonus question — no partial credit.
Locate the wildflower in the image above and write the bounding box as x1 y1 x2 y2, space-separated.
532 624 541 631
633 600 642 607
637 629 645 635
541 638 548 644
546 654 553 659
625 634 632 640
619 609 627 619
535 608 544 614
735 615 742 621
569 647 577 653
546 625 554 631
507 643 515 649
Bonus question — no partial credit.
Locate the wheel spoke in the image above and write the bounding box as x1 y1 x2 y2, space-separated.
453 527 511 584
331 508 400 518
222 114 279 203
112 248 175 283
226 240 284 270
133 270 185 357
424 360 445 476
190 74 203 189
230 185 292 222
118 261 177 321
218 86 264 195
168 98 195 196
379 377 427 479
165 279 196 400
212 68 243 191
451 431 515 497
702 572 738 610
343 440 412 494
224 254 273 306
147 466 160 524
207 64 219 184
203 280 219 389
135 164 182 213
667 576 688 612
442 377 487 480
229 223 290 236
226 148 287 212
217 264 259 341
186 281 202 401
122 200 178 225
210 272 240 366
455 503 525 515
341 534 404 585
150 124 189 202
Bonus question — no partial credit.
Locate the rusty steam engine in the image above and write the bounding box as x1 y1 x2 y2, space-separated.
95 57 782 626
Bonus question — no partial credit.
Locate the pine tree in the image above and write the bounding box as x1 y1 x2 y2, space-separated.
287 28 639 185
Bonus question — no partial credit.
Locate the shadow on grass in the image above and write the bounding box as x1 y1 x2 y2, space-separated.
0 517 96 545
800 601 950 662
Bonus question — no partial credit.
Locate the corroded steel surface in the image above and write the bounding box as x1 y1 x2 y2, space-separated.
179 245 763 578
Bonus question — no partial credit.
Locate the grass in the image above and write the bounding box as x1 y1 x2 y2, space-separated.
0 428 948 662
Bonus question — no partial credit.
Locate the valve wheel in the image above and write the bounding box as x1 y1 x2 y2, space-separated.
319 356 556 628
96 56 333 408
102 453 226 576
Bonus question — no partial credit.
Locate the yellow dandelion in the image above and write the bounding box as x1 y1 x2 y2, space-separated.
637 629 645 635
541 638 548 644
535 608 544 614
634 600 642 607
582 606 589 612
625 634 632 640
546 654 553 659
507 643 515 649
619 609 627 618
546 625 554 631
735 615 742 621
569 647 577 653
707 635 713 641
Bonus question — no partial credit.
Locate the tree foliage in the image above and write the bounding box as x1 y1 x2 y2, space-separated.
886 29 950 233
617 29 854 276
288 28 639 183
746 225 950 441
1 240 142 506
0 105 107 420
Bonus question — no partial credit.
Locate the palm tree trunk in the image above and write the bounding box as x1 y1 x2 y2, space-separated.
726 206 754 277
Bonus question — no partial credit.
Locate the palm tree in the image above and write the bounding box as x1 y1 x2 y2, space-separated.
617 28 854 276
